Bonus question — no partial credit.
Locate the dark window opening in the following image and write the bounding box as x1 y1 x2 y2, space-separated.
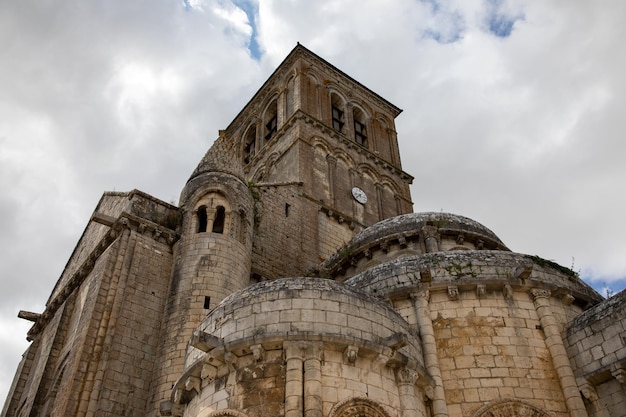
204 296 211 309
265 115 277 140
244 140 255 164
332 106 344 132
197 208 208 233
243 126 256 164
354 120 367 147
212 206 225 234
285 203 290 217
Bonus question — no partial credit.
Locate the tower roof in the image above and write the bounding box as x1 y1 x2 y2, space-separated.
188 133 245 183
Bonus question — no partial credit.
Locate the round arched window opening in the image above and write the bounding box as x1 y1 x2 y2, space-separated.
197 206 208 233
330 397 392 417
471 399 552 417
212 206 226 234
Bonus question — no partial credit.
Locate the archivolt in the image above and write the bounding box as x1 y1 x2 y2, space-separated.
471 399 553 417
329 397 393 417
204 409 250 417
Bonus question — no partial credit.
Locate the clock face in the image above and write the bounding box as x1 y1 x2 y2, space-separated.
351 187 367 204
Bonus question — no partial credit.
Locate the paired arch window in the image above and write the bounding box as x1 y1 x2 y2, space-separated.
196 205 226 234
241 98 278 164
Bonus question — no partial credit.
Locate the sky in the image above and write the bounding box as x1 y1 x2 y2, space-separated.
1 0 625 404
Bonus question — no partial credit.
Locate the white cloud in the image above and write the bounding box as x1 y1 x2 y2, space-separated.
1 0 625 404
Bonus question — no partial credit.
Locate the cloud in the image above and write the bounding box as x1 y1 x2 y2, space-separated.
1 0 625 404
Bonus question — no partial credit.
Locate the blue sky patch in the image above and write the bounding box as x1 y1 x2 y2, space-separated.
485 0 524 38
233 0 262 60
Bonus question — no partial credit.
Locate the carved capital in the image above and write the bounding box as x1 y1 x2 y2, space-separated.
305 342 324 361
529 288 551 301
395 367 419 386
410 289 430 303
283 341 305 361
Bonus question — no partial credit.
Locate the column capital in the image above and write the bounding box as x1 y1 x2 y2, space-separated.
529 288 551 301
395 366 419 386
284 341 305 361
305 342 324 361
410 289 430 303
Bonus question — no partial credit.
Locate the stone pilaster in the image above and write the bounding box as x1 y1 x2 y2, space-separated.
395 367 419 417
284 342 304 417
530 289 588 417
411 290 448 417
304 343 323 417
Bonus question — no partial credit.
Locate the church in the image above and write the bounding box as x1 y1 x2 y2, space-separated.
3 44 625 417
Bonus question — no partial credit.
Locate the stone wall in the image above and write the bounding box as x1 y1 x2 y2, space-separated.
173 278 427 417
565 289 626 416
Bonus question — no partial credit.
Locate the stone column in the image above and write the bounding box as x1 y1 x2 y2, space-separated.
284 342 304 417
530 289 589 417
411 290 448 417
421 226 439 253
395 367 420 417
304 343 323 417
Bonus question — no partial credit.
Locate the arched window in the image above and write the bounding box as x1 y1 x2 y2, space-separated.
471 399 552 417
243 125 257 164
353 107 367 147
330 397 392 417
197 206 208 233
331 93 345 132
264 100 278 141
212 206 225 234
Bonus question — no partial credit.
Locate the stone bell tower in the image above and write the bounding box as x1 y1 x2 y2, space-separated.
221 44 414 280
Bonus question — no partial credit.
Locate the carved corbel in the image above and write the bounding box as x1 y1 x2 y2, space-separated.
503 284 513 300
344 345 359 365
185 376 201 394
611 364 626 387
224 351 238 371
447 286 459 301
251 344 264 362
476 284 486 299
191 330 222 352
173 387 184 404
562 293 575 305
